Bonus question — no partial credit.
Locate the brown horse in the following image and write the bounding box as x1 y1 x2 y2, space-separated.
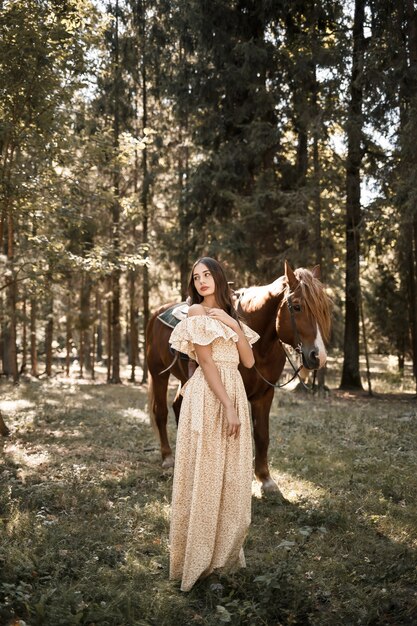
146 261 332 493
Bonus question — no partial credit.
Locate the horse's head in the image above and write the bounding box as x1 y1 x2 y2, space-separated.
277 261 332 370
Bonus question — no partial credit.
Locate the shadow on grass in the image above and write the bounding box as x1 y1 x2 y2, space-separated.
2 380 417 625
262 389 417 625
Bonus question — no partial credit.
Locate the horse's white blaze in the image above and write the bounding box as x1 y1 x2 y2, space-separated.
315 326 327 368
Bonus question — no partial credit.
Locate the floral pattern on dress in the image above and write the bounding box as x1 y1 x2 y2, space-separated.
168 315 259 591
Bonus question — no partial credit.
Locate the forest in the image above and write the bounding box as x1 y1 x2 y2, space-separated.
2 0 417 390
2 3 417 625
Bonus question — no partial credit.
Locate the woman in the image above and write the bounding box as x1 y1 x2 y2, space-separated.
169 257 259 592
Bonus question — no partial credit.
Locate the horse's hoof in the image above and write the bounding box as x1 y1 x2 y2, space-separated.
162 455 175 469
261 479 289 503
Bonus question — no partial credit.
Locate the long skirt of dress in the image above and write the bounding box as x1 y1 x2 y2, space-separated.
169 364 253 592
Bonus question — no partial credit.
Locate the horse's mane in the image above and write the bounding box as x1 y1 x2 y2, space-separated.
288 268 332 344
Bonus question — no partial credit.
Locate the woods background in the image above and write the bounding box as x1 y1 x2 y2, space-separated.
2 0 417 391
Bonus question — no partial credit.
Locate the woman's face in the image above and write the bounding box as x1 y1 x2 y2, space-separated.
192 262 215 297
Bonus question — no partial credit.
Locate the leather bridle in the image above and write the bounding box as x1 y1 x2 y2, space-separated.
252 294 317 392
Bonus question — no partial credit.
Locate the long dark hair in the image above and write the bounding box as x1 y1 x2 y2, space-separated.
188 257 240 324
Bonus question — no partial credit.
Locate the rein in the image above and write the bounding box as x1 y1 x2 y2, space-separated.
253 340 316 392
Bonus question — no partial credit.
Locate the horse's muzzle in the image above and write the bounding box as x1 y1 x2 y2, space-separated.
302 347 320 370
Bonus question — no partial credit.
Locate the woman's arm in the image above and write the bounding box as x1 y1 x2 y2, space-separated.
188 305 240 437
206 308 255 368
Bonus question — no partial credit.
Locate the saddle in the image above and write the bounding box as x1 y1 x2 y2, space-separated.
157 301 189 329
158 302 190 361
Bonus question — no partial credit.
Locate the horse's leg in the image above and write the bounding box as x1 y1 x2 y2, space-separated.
251 389 286 498
149 372 175 469
172 386 182 426
172 360 195 424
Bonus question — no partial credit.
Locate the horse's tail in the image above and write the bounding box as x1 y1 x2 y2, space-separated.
147 371 159 437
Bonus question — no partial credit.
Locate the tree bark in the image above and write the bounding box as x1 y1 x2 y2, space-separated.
140 3 150 385
30 296 38 376
45 271 53 377
80 272 91 371
106 288 112 383
21 294 27 373
110 0 122 384
129 269 139 382
340 0 365 390
91 323 96 381
66 295 72 377
178 41 191 300
96 289 103 362
5 211 18 382
406 0 417 388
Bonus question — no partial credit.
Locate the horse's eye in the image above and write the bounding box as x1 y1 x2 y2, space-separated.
293 304 301 312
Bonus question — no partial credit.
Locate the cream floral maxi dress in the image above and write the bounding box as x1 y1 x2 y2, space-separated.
168 315 259 592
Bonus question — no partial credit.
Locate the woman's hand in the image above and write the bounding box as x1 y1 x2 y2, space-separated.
207 307 255 368
207 308 238 331
225 404 240 438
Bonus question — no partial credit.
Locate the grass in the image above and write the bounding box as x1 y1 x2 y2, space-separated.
1 363 417 625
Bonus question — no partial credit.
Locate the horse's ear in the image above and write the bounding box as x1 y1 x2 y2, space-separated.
311 264 321 279
284 260 298 290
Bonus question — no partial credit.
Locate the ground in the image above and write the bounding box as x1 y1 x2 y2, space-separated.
1 358 417 625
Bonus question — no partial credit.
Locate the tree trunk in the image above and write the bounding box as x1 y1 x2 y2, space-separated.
178 129 189 301
5 211 18 382
79 325 84 378
96 289 103 362
66 297 72 377
30 296 38 376
0 210 4 254
21 295 27 374
129 269 139 382
91 323 96 381
407 0 417 388
1 140 17 381
0 295 4 374
140 13 150 385
178 40 191 300
80 272 92 373
45 275 53 377
340 0 365 390
111 270 121 383
110 0 122 384
311 63 326 390
107 290 112 383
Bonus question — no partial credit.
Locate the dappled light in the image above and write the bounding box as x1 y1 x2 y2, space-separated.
3 0 417 623
266 469 328 505
1 377 417 624
0 399 35 413
3 442 50 470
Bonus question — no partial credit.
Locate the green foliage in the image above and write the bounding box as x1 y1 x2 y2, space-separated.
1 0 417 380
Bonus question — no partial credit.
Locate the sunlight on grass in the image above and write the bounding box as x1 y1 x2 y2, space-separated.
120 407 149 423
3 442 50 468
0 399 35 412
1 377 417 625
269 469 328 504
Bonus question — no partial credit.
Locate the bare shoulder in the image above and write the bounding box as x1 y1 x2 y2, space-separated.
188 303 206 317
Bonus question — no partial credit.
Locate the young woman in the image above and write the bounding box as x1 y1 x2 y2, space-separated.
169 257 259 592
